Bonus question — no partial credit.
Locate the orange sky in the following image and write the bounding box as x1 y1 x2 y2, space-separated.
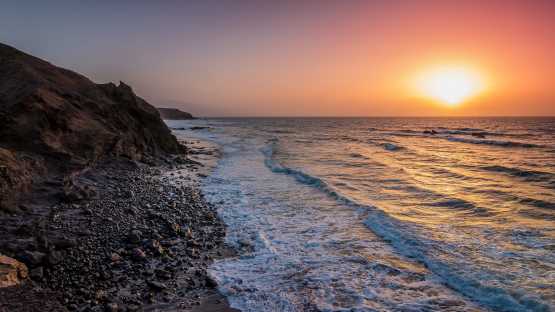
2 0 554 116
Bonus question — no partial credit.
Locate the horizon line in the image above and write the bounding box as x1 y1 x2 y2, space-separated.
190 115 555 119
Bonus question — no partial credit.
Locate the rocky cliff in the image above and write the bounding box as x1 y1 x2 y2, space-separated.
157 107 194 120
0 43 183 211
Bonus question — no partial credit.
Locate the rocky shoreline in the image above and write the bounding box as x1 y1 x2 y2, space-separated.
0 141 238 312
0 42 239 312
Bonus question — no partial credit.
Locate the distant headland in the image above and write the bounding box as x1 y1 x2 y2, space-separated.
157 107 194 120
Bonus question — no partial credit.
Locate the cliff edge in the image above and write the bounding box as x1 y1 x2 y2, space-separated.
0 42 183 211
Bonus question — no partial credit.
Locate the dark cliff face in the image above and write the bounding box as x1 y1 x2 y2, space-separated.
0 42 183 210
157 107 194 120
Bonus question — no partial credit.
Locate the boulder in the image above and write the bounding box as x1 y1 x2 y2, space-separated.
29 266 44 281
18 250 46 267
0 254 28 287
47 250 64 266
50 237 77 249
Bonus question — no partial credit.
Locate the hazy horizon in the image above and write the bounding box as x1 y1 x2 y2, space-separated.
2 0 554 117
171 115 555 118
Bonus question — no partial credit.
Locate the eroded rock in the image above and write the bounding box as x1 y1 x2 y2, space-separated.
0 254 28 287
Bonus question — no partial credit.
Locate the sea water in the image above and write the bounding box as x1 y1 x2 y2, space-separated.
167 117 555 312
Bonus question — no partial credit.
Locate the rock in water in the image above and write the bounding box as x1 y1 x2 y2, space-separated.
0 42 184 210
157 107 194 120
0 254 28 287
383 143 401 151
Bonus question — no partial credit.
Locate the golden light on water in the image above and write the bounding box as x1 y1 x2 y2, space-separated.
413 66 486 106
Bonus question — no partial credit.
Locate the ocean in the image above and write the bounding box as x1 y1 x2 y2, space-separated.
167 117 555 312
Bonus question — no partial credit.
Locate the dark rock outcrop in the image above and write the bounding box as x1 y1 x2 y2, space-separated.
0 42 183 211
157 107 194 120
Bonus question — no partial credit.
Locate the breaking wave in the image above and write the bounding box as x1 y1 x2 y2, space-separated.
482 165 555 183
446 136 544 148
260 140 551 312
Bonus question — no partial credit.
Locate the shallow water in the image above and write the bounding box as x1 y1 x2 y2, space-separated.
168 117 555 312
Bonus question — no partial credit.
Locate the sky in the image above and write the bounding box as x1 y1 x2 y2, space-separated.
1 0 554 116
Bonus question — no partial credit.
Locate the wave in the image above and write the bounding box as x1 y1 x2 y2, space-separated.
429 198 477 210
387 127 534 139
363 213 550 312
482 165 555 184
294 139 313 144
349 152 367 159
398 129 421 134
427 198 496 217
380 130 422 137
440 130 532 138
446 136 544 148
454 127 486 132
364 140 405 152
261 141 359 207
385 129 422 136
518 197 555 210
260 140 550 312
340 136 362 142
439 130 491 137
517 208 555 221
385 129 493 140
271 129 295 134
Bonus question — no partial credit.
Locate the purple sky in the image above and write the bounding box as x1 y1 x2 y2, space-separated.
2 1 554 116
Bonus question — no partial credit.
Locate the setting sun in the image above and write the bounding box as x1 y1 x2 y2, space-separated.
415 66 486 106
1 2 555 311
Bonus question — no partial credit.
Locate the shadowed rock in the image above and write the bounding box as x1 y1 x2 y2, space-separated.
157 107 194 120
0 42 184 211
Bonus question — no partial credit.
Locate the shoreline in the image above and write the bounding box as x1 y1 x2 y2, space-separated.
0 140 238 312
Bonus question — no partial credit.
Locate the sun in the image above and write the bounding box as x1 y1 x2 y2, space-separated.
414 66 485 106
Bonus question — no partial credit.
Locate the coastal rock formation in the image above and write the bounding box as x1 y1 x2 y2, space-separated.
0 42 183 211
157 107 194 120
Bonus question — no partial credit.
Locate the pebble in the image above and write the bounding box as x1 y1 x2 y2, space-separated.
104 303 118 312
131 248 146 261
0 156 227 310
110 253 121 262
47 250 64 266
146 280 167 291
127 230 142 244
29 266 44 281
